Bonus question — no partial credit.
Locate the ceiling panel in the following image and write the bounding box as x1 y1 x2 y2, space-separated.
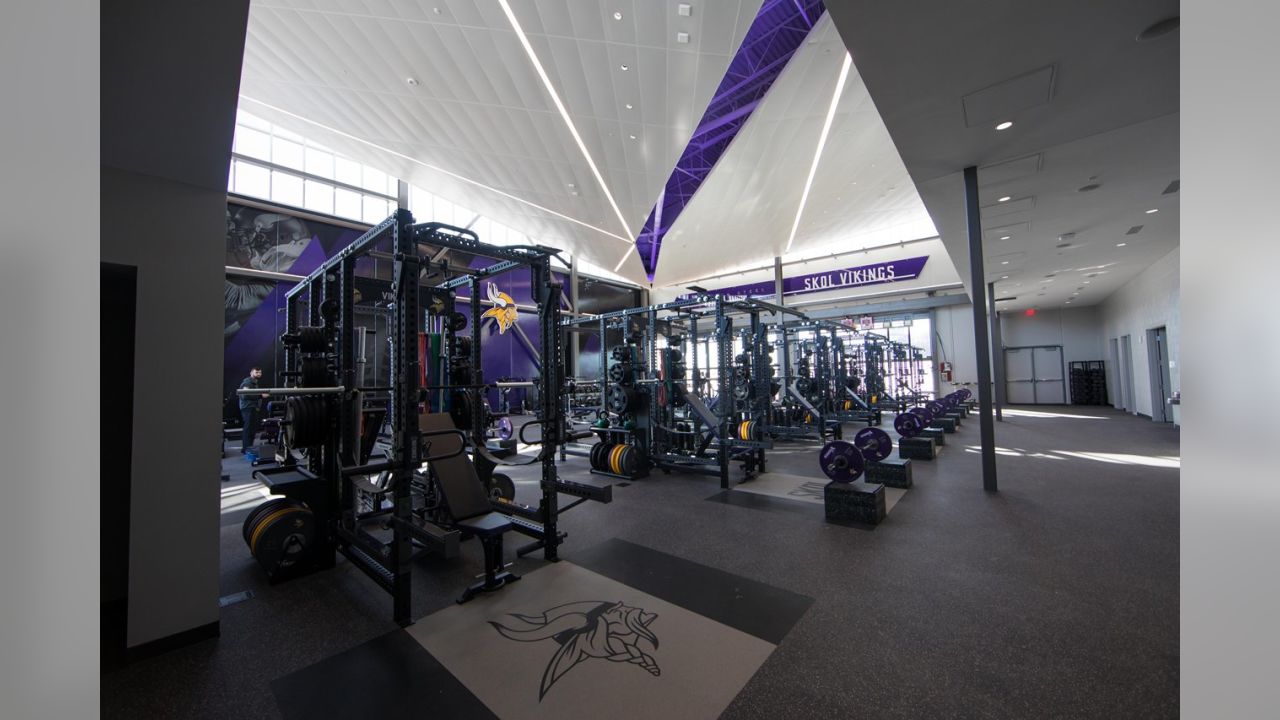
241 0 761 284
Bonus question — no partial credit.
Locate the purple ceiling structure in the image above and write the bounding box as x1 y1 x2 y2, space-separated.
634 0 826 281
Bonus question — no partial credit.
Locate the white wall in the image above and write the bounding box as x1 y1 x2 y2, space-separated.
1099 247 1180 423
103 0 251 647
1000 307 1106 362
933 303 979 393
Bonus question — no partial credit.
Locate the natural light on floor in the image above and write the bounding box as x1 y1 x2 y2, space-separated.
1001 408 1109 420
1051 451 1181 469
962 446 1180 468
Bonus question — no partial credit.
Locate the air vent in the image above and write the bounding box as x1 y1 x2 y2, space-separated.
1126 225 1144 235
995 296 1017 302
1163 180 1180 195
1077 183 1101 192
1044 273 1056 278
1056 243 1073 249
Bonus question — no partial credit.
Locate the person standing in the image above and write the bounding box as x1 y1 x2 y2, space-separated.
239 367 269 454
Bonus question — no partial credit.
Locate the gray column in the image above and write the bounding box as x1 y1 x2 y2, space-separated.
964 166 998 492
987 281 1004 421
397 179 410 209
774 256 784 305
569 256 580 376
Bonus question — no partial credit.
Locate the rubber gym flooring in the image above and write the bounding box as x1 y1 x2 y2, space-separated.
102 405 1179 719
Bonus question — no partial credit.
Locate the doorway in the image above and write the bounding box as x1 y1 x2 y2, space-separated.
1119 335 1135 414
1003 345 1066 404
1146 326 1173 422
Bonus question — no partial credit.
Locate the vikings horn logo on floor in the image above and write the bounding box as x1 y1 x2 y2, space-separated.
480 282 518 334
489 600 660 701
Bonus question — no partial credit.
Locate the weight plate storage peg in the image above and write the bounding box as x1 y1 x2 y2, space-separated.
894 412 924 438
853 427 893 462
819 440 866 483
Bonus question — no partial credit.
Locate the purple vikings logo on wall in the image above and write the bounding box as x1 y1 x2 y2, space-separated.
490 601 660 700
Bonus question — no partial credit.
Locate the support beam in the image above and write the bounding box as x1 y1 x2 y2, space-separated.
773 256 784 305
569 256 580 376
964 166 998 492
396 179 410 209
987 281 1005 421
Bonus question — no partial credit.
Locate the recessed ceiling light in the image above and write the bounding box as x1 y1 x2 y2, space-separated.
629 134 637 140
995 121 1013 130
1000 235 1010 240
432 7 441 14
613 11 623 20
1001 261 1009 265
1146 208 1159 214
625 103 634 110
1001 275 1009 279
1083 280 1090 284
998 196 1011 202
567 183 575 188
406 77 419 86
620 64 629 71
1116 242 1127 247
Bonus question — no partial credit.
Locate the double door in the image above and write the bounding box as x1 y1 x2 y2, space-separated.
1004 345 1065 404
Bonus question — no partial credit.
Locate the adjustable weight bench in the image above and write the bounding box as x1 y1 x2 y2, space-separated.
419 413 520 603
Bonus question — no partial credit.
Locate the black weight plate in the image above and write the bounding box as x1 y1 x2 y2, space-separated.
251 503 316 573
450 311 468 332
668 363 686 381
242 497 291 547
894 412 924 438
608 363 627 383
490 473 515 502
819 440 865 483
853 426 893 462
618 446 639 476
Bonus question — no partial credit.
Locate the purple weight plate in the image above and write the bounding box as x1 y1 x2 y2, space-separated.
819 440 865 483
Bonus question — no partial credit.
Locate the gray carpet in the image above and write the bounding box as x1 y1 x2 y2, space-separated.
103 405 1179 719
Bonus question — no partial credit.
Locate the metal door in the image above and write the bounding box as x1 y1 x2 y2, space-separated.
1032 346 1066 404
1004 347 1036 404
1004 345 1066 404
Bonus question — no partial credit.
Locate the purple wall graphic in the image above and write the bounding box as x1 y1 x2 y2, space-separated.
679 256 929 301
635 0 826 280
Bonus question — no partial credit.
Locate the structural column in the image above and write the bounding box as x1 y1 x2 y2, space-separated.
987 281 1004 421
963 166 998 492
569 256 579 376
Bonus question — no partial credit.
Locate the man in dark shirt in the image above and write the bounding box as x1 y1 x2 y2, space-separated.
238 367 268 454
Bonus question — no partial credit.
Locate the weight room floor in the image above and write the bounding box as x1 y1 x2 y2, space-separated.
103 405 1179 720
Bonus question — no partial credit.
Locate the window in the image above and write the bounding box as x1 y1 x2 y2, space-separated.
304 147 334 179
271 138 305 172
303 180 334 215
334 188 362 220
232 159 269 198
270 171 304 208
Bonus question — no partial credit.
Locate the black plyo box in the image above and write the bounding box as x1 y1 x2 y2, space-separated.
930 417 957 433
900 436 937 460
866 458 912 488
942 412 964 426
918 427 946 445
824 481 886 525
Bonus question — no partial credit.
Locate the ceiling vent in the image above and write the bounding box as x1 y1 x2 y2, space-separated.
1126 225 1144 235
1077 183 1101 192
1163 180 1180 195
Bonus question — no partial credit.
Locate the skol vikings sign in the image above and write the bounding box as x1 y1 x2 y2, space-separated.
490 600 660 700
481 282 518 334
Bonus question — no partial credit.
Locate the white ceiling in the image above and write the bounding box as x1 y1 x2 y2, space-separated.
652 13 938 287
238 0 940 289
239 0 764 284
825 0 1180 311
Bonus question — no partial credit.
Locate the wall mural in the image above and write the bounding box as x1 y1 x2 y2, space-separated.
223 200 639 423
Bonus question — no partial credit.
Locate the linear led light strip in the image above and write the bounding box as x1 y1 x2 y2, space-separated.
784 52 853 254
497 0 634 245
237 95 633 245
